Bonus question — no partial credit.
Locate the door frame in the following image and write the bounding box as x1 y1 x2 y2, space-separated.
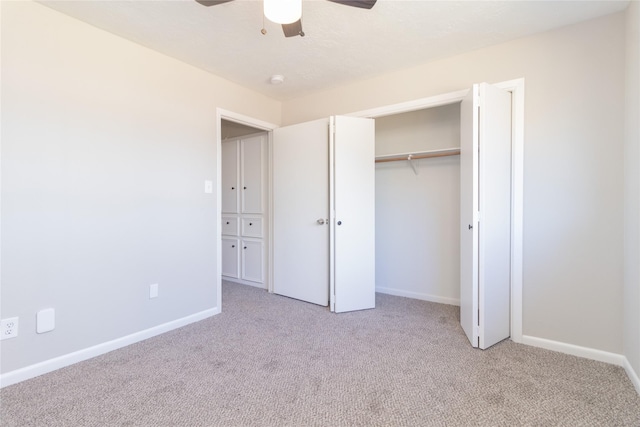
349 78 525 343
216 108 278 311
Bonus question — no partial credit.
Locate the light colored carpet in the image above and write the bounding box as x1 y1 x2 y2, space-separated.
2 281 639 426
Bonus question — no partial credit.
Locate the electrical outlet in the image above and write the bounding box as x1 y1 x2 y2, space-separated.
1 317 19 340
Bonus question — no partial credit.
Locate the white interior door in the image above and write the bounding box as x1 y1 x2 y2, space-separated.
460 86 479 347
332 116 376 313
460 83 512 349
272 118 330 306
478 83 512 349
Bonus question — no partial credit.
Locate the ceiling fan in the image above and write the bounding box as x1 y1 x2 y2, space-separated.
195 0 377 38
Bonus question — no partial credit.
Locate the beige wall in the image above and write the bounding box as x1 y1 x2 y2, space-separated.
283 13 627 354
0 1 280 373
624 0 640 379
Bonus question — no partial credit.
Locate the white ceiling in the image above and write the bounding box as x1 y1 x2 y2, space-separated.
40 0 629 101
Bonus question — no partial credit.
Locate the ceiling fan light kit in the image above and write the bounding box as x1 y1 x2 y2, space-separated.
264 0 302 25
195 0 377 38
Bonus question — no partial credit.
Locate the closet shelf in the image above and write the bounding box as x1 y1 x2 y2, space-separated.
374 148 461 163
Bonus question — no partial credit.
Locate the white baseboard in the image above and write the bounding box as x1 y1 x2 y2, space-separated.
222 276 267 290
0 307 220 389
623 357 640 394
375 286 460 306
521 335 625 366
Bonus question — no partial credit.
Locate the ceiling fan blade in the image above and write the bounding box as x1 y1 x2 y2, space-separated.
195 0 234 6
282 19 304 38
326 0 377 9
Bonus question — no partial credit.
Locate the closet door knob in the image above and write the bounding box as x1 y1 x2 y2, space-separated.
337 221 342 226
317 219 325 225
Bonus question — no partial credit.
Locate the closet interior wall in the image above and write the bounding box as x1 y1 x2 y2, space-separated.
375 103 461 305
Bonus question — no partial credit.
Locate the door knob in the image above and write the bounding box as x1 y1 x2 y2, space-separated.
317 219 325 225
337 221 342 226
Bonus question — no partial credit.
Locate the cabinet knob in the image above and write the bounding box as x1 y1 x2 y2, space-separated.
231 245 235 248
249 222 253 226
337 221 342 226
243 246 247 250
243 186 247 190
231 187 235 190
226 221 230 225
468 224 473 230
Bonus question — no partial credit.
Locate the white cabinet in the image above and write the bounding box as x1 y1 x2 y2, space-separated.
241 239 264 283
221 133 267 288
221 237 240 278
241 136 263 214
221 141 239 214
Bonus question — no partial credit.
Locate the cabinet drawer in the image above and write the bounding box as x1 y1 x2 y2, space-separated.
222 216 239 236
242 218 263 238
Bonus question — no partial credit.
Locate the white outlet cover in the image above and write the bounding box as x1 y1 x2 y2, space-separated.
1 317 19 340
150 283 159 299
37 308 55 334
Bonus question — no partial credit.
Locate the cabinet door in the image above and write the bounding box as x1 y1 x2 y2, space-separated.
241 135 264 214
241 239 263 283
221 237 240 278
221 141 239 214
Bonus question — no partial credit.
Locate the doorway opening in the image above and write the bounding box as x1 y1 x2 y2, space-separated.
216 109 278 312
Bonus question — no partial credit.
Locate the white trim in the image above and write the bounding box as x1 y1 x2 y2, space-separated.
0 307 220 388
521 335 625 366
350 89 469 119
216 109 278 300
376 287 460 306
349 78 525 343
623 357 640 394
495 78 525 344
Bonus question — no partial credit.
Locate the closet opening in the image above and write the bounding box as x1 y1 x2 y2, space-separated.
374 103 462 306
351 78 525 345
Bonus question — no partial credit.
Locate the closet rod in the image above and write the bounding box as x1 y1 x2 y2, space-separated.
375 148 461 163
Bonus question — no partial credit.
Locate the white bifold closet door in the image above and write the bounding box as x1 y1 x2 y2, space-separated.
273 116 375 313
460 83 512 349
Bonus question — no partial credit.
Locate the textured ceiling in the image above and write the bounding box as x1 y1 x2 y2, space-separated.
40 0 629 101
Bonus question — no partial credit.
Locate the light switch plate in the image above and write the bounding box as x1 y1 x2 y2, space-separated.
204 180 213 194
